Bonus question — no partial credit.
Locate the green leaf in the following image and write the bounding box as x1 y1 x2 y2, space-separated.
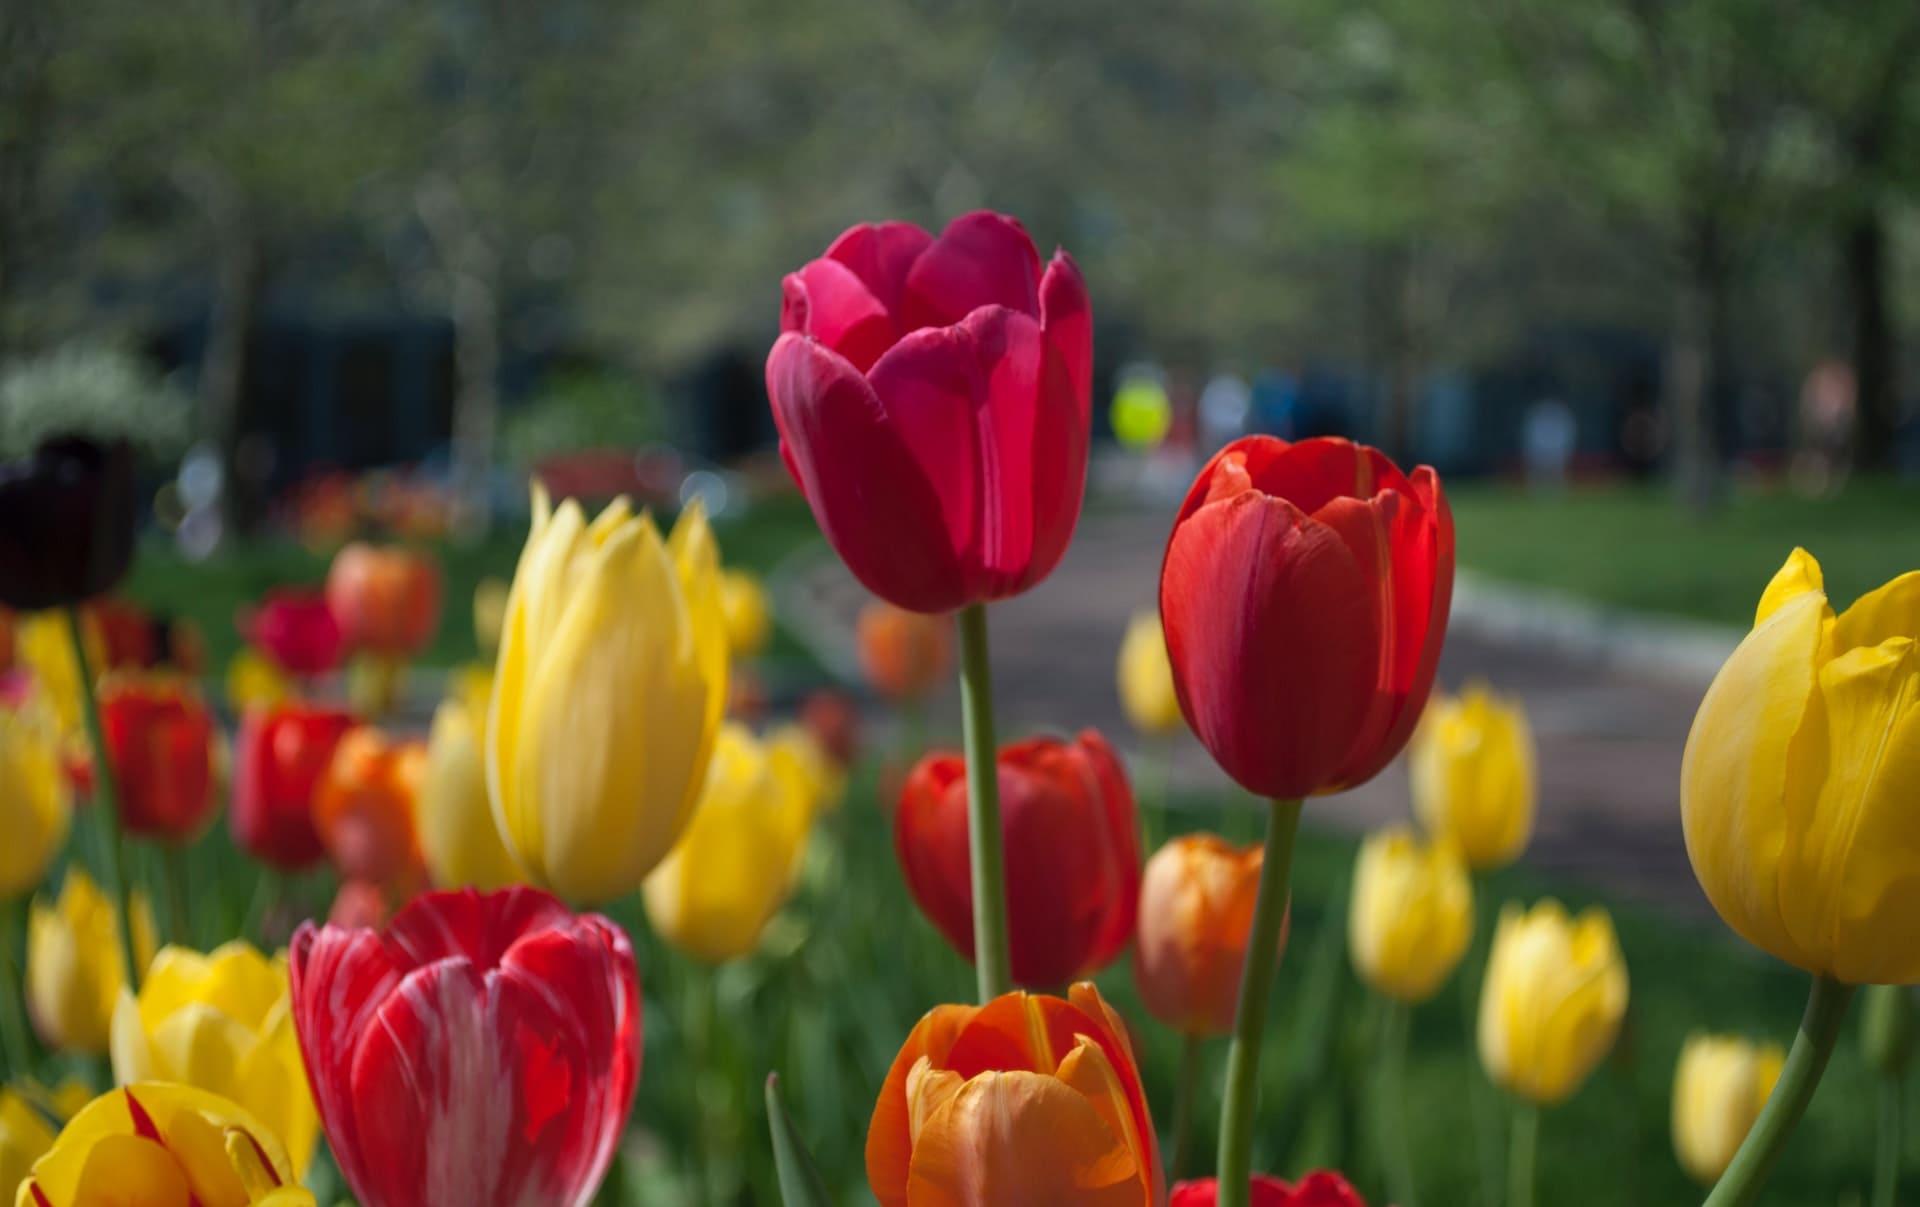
766 1072 835 1207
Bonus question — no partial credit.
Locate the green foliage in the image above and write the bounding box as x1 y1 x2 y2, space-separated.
500 370 669 469
0 341 191 456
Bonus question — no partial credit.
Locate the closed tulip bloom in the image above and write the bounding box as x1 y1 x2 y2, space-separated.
16 1083 313 1207
768 211 1093 613
324 542 442 659
27 870 156 1055
1682 548 1920 984
720 568 773 658
1349 827 1474 1004
896 729 1141 988
312 726 425 886
1117 612 1182 738
866 983 1162 1206
98 676 219 842
1409 682 1535 870
488 486 728 904
243 588 345 677
15 612 91 740
0 1088 56 1200
0 436 136 613
1133 834 1282 1037
289 886 641 1207
1478 900 1628 1105
856 601 953 704
0 676 70 899
1161 436 1453 800
418 687 522 891
1670 1033 1784 1185
1170 1173 1370 1206
769 721 846 815
109 942 320 1176
642 723 815 962
231 705 356 872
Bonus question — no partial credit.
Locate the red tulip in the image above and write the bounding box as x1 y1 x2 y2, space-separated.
1171 1172 1370 1207
290 886 641 1207
767 211 1093 613
1161 436 1453 800
896 728 1140 988
98 676 218 841
245 587 347 675
325 542 442 658
231 704 357 870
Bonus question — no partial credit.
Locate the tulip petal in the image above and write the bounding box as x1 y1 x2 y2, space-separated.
905 1070 1140 1207
1756 547 1825 625
1834 569 1920 653
901 211 1042 330
867 1003 980 1207
385 885 574 973
1038 251 1093 422
287 926 404 1195
782 259 898 374
823 219 935 324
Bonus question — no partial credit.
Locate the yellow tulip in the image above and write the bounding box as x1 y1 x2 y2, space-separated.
1409 681 1536 870
16 1083 313 1207
0 679 70 899
720 567 773 659
1348 827 1474 1004
27 870 156 1056
109 943 319 1177
642 723 815 962
1670 1033 1784 1185
472 575 511 657
1683 548 1920 984
768 722 844 816
14 613 90 738
224 651 292 715
418 685 523 891
488 485 729 904
1116 611 1183 737
1478 899 1628 1105
0 1089 56 1203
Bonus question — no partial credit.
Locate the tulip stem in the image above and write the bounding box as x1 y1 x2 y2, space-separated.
955 603 1012 1001
1703 974 1855 1207
1508 1101 1539 1207
1214 795 1304 1207
65 606 142 993
162 843 192 947
1378 999 1420 1207
1171 1031 1201 1179
1871 1076 1903 1207
0 897 32 1078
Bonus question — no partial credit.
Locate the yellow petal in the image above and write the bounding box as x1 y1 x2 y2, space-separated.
1756 548 1825 626
1478 900 1628 1105
1349 827 1474 1003
420 695 522 891
1410 682 1536 870
0 684 71 899
1833 569 1920 653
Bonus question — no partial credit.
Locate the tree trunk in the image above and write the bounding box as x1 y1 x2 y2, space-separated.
1666 214 1728 513
1847 207 1897 469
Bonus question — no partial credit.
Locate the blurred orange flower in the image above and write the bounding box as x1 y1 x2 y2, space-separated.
312 726 426 886
856 601 952 704
1133 833 1285 1038
324 543 441 660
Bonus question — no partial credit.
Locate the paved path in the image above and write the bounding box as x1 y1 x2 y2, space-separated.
782 507 1732 920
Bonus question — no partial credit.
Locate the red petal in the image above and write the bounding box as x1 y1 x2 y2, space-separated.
901 211 1042 330
1039 251 1093 423
893 753 975 960
289 923 405 1197
1289 1171 1371 1206
780 259 898 373
385 885 574 973
1170 1175 1301 1207
824 219 934 323
1072 730 1141 972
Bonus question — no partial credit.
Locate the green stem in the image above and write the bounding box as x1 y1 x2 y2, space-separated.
1871 1075 1903 1207
163 842 193 947
1171 1031 1201 1180
955 603 1011 1001
1379 998 1420 1207
1213 796 1305 1207
0 897 32 1078
1508 1101 1539 1207
1462 878 1505 1207
1703 974 1855 1207
66 607 142 993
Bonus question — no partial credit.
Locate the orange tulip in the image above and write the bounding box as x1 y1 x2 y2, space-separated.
1133 834 1286 1037
312 726 426 886
324 543 441 659
856 601 953 704
867 983 1164 1206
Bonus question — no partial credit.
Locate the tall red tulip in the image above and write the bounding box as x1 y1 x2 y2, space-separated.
97 676 218 841
245 587 347 675
1172 1173 1370 1207
325 542 441 658
231 704 357 870
767 211 1093 613
289 886 641 1207
1161 436 1453 800
896 728 1139 988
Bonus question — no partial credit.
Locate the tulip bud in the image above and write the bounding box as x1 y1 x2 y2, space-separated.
0 674 71 899
98 675 221 843
0 436 136 612
27 869 157 1055
0 1087 56 1196
1117 611 1183 738
1860 984 1916 1080
855 600 953 705
418 686 522 891
1478 899 1628 1105
1671 1033 1783 1185
1348 827 1474 1004
1409 681 1535 870
721 567 774 658
1133 833 1283 1037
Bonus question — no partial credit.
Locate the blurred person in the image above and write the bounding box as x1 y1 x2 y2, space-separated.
1791 357 1855 497
1198 371 1252 453
1522 397 1577 493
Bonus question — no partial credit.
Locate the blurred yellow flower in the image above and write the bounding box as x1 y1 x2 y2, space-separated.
472 575 511 657
0 1087 56 1202
1671 1033 1783 1185
1410 681 1536 870
1348 827 1474 1004
224 650 293 715
0 678 70 899
1116 611 1183 737
768 721 844 816
419 683 523 891
1478 899 1628 1105
1683 548 1920 984
14 612 91 737
27 870 157 1056
488 486 728 904
720 567 773 659
109 942 320 1177
643 723 816 962
17 1083 313 1206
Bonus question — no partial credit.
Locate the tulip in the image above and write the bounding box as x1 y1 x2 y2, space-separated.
0 436 135 613
1478 900 1628 1106
896 729 1140 988
768 212 1092 613
87 598 158 672
487 486 728 904
312 726 425 886
97 676 219 843
1133 834 1282 1037
473 575 511 657
27 870 156 1055
243 588 345 677
1170 1173 1370 1206
1117 612 1182 738
768 721 846 816
721 567 774 658
418 686 522 891
289 886 641 1207
1409 682 1535 870
225 650 293 714
324 542 442 659
109 942 320 1175
0 1087 56 1200
856 600 954 704
15 1083 313 1206
1671 1034 1783 1185
231 705 356 872
866 983 1161 1206
14 612 88 739
642 723 816 962
0 607 13 673
0 675 71 899
1349 827 1474 1005
1161 435 1453 801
